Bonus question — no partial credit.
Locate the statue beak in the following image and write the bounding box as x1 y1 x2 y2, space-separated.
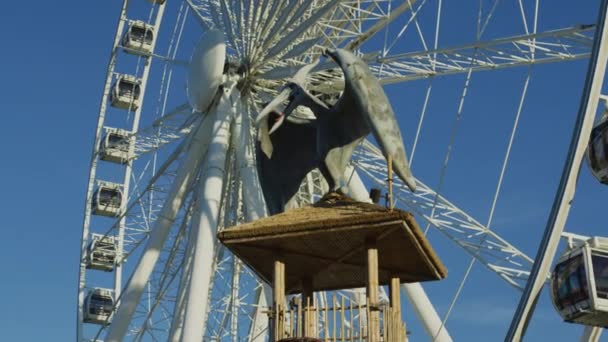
256 87 291 132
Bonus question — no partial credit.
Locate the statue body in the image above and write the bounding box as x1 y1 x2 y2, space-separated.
257 49 416 215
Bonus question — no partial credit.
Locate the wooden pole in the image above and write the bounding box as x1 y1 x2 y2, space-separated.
387 156 394 210
340 296 345 340
324 300 329 342
366 239 380 342
273 260 285 341
358 301 363 342
389 277 403 342
389 277 401 320
297 297 302 337
302 277 315 337
333 295 337 342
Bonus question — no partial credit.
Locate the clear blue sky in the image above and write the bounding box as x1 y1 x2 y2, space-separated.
0 0 607 341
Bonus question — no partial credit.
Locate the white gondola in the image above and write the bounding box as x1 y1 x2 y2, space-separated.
551 236 608 327
92 181 123 217
100 127 133 164
109 74 141 110
86 233 117 272
122 21 155 55
83 288 114 325
587 113 608 184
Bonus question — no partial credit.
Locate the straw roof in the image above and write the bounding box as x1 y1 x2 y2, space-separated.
218 193 447 293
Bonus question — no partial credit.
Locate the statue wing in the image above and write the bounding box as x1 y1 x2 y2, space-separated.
328 49 417 192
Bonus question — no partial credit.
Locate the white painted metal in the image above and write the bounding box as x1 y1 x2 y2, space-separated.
581 326 603 342
506 0 608 339
77 2 129 340
105 115 212 342
376 26 594 84
100 127 133 164
79 1 607 340
92 181 123 217
402 283 453 342
180 81 235 342
110 74 142 110
187 30 226 112
113 0 167 328
84 288 115 325
122 20 155 56
86 234 117 272
353 142 535 290
77 1 167 340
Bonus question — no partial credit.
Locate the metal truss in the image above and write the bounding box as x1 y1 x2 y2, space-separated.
83 0 604 340
373 25 595 84
353 141 534 290
131 103 195 157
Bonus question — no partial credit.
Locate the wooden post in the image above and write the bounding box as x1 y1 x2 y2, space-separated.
297 297 302 337
389 277 401 320
340 296 345 340
333 295 337 342
302 277 315 337
273 260 285 341
358 301 363 342
324 302 329 342
387 156 394 210
366 239 380 342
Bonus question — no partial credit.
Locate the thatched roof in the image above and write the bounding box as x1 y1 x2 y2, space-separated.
218 193 447 293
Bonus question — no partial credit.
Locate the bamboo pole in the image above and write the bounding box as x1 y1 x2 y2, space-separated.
390 277 401 322
333 295 337 342
302 277 314 337
366 240 380 342
341 296 345 340
387 156 393 210
273 260 285 341
358 301 362 342
297 297 302 337
349 300 354 340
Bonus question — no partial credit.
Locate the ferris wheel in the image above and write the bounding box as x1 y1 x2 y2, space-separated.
76 0 608 341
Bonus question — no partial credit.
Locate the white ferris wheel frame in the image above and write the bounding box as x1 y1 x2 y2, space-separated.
75 1 608 341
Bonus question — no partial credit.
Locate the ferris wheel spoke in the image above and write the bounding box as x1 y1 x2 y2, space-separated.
346 0 419 50
130 213 190 340
352 140 535 290
132 103 195 157
372 25 594 84
264 0 340 63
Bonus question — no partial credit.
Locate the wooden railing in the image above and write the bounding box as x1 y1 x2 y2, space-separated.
278 294 407 342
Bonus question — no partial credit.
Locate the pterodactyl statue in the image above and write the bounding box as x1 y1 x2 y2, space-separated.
256 48 416 215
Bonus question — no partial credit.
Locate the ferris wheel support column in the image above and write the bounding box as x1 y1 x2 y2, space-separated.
234 103 273 342
105 115 212 342
168 226 196 342
506 0 608 340
581 326 602 342
343 165 452 341
180 82 236 342
401 283 452 342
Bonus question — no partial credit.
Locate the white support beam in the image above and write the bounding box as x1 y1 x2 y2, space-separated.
180 82 235 342
402 283 452 342
105 113 214 342
374 26 594 84
506 0 608 339
581 326 603 342
353 141 534 290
